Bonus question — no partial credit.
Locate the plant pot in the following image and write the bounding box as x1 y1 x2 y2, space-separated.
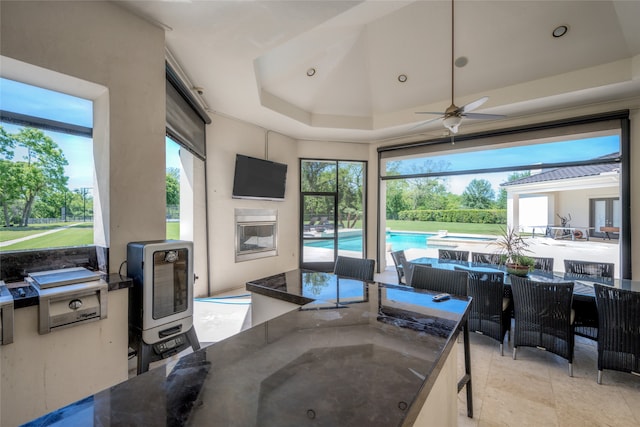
506 263 530 277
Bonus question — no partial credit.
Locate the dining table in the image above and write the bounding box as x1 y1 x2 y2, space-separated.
408 257 640 339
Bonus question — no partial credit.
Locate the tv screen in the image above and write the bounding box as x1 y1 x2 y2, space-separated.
232 154 288 201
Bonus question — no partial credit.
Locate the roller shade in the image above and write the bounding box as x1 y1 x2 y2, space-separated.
166 65 210 160
379 111 627 161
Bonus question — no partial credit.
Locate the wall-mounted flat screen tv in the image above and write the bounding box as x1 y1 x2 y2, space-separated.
232 154 288 201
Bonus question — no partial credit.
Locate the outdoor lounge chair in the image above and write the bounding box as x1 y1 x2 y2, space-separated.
510 276 575 376
593 284 640 384
303 216 319 232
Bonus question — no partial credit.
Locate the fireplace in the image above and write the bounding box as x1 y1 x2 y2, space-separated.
235 209 278 262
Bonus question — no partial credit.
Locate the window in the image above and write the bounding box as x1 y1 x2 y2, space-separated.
166 137 181 239
379 112 630 278
0 77 94 250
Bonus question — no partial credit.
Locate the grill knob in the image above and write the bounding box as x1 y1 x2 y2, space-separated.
69 299 83 310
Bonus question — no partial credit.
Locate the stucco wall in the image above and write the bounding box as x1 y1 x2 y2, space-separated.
0 1 165 425
206 115 300 295
1 1 167 266
556 188 620 228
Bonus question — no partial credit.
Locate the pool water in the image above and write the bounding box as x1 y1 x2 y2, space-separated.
305 232 434 252
304 232 494 252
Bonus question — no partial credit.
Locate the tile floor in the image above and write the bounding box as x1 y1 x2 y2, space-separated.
375 267 640 427
192 269 639 427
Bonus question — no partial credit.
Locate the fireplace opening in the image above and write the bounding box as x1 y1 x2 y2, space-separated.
235 209 278 262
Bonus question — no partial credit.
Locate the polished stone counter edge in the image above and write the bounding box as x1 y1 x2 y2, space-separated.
246 280 313 306
403 325 460 426
2 273 132 309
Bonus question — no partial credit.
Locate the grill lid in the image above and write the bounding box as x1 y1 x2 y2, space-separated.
28 267 100 289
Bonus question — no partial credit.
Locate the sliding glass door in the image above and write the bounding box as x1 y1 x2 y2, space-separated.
300 160 366 271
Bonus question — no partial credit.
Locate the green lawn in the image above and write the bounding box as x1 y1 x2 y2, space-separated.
385 220 504 235
1 219 498 251
1 221 181 251
0 223 78 242
0 223 93 250
166 221 180 240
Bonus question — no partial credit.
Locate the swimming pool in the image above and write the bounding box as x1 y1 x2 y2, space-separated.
304 232 493 252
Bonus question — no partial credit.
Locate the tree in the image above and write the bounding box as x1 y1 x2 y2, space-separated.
0 127 68 226
496 171 531 208
337 162 363 228
301 161 335 193
166 167 180 205
385 178 410 219
0 127 18 226
403 159 451 210
0 160 23 226
461 178 495 209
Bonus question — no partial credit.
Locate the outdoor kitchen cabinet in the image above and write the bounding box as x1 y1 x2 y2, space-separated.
0 278 131 427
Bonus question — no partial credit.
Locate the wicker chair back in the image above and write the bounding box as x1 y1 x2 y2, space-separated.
510 275 575 375
410 265 468 296
438 249 470 261
594 284 640 384
333 256 375 282
390 250 407 284
471 252 501 265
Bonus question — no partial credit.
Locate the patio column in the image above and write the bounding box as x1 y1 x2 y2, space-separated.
507 192 520 231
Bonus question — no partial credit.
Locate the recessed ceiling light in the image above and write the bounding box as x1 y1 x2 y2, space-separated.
454 56 468 68
306 68 316 77
552 25 568 38
398 74 408 83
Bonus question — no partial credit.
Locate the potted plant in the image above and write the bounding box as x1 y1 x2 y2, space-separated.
493 227 535 276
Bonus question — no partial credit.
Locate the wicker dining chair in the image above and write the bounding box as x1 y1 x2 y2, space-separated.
461 268 510 355
471 252 501 265
531 256 554 272
333 256 375 282
510 275 575 376
438 249 470 262
593 284 640 384
564 259 615 280
564 259 615 340
410 264 469 296
390 250 407 284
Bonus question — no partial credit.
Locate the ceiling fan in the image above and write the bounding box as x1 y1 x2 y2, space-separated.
414 0 505 134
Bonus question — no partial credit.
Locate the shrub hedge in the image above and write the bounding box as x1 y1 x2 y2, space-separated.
398 209 507 224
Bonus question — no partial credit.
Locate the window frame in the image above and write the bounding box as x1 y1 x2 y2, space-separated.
377 111 631 279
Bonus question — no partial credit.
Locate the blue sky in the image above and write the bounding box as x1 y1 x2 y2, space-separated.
2 77 619 195
389 135 620 195
1 77 181 188
0 78 93 127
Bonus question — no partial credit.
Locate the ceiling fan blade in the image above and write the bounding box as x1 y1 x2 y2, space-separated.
415 111 446 115
463 112 506 120
460 96 489 113
408 116 443 131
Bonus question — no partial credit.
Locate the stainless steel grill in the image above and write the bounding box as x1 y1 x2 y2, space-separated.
28 267 108 335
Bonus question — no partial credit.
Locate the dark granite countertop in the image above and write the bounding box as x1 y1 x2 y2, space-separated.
1 272 132 309
24 270 471 426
